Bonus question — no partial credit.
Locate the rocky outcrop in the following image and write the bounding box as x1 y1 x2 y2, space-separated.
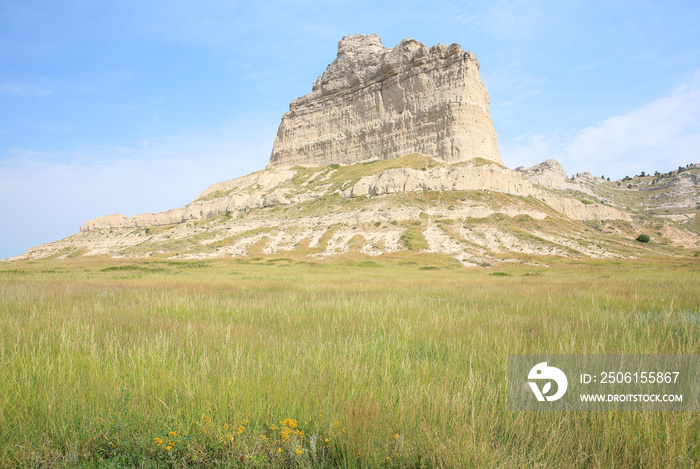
268 34 501 168
517 160 570 189
345 164 537 198
668 172 699 188
344 161 630 222
516 159 597 196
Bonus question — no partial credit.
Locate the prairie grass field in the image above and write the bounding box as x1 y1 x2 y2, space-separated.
0 254 698 468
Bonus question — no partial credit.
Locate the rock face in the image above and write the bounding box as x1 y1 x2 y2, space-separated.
80 156 630 233
516 160 571 190
268 34 501 168
516 159 595 196
345 164 538 199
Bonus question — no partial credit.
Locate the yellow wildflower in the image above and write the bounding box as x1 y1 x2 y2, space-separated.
271 424 278 430
332 420 340 426
168 431 177 437
237 426 245 435
280 418 298 428
277 447 283 453
260 435 268 440
280 427 292 441
243 419 249 425
226 434 233 441
223 423 229 430
296 449 303 455
165 446 172 451
394 433 399 439
324 438 330 443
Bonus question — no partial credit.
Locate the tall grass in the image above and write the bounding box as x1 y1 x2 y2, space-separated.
0 256 698 467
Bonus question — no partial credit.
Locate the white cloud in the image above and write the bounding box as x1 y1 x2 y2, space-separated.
499 71 700 178
566 71 700 175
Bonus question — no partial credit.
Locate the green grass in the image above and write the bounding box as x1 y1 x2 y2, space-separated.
0 257 698 468
399 227 428 251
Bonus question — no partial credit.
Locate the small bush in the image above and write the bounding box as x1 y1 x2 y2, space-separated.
636 234 651 243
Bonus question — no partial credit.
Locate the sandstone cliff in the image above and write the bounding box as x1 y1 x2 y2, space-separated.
268 34 501 168
8 33 699 265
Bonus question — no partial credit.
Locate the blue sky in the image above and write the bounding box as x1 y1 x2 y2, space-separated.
1 0 699 259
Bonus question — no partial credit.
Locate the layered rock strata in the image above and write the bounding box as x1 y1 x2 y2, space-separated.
80 158 629 232
268 34 501 167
